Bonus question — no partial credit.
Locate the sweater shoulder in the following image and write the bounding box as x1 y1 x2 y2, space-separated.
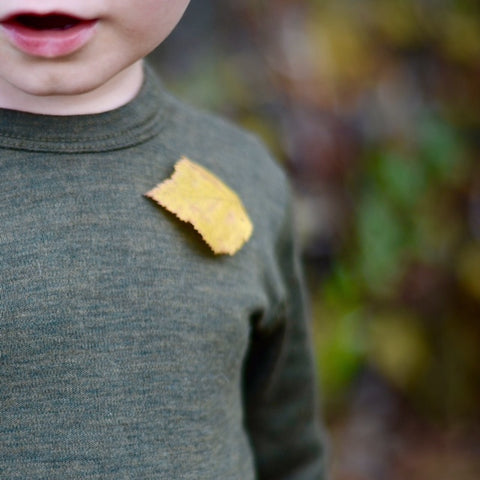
164 93 284 177
160 92 291 236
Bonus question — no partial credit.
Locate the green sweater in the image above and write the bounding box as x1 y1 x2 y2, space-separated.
0 65 325 479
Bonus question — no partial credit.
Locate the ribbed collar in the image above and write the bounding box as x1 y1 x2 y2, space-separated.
0 64 169 153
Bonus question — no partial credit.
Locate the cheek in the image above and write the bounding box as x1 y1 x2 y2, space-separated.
121 0 190 49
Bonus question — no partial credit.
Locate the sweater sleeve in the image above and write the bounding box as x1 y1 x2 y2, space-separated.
242 193 327 480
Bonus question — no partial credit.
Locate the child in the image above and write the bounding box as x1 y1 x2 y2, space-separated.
0 1 326 478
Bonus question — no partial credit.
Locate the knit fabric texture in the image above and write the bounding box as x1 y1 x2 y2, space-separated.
0 65 325 479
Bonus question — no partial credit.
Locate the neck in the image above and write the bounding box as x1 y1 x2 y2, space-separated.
0 61 144 116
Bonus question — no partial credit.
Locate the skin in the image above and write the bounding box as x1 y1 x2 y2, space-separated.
0 0 190 115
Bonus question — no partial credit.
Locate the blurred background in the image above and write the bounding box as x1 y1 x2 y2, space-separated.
149 1 480 478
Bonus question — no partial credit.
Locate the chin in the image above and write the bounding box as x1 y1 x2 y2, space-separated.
19 72 107 97
0 59 143 114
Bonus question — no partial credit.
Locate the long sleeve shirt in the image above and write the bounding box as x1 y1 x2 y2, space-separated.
0 65 326 479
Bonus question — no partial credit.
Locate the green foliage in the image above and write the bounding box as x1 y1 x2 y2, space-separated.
324 115 476 414
314 266 365 406
356 190 405 294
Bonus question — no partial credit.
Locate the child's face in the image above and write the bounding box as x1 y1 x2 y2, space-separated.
0 1 190 111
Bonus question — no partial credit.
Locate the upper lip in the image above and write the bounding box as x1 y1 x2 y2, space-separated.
0 11 93 24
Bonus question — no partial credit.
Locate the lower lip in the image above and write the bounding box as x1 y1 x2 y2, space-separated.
1 20 97 58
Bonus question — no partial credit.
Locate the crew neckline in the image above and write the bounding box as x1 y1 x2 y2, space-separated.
0 65 170 153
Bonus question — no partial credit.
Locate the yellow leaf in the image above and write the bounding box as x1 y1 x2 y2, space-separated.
145 157 253 255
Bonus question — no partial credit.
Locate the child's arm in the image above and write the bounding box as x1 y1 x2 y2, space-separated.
243 197 327 480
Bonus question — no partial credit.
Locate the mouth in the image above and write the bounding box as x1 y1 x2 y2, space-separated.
4 13 84 31
1 12 98 58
